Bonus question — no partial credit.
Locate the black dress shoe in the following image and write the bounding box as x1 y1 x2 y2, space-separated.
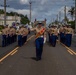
36 57 41 61
31 57 41 61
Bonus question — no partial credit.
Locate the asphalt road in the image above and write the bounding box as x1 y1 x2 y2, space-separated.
0 32 34 58
0 34 76 75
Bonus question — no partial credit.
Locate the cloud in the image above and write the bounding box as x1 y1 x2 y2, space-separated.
58 6 71 14
0 0 73 24
41 0 47 5
20 0 29 4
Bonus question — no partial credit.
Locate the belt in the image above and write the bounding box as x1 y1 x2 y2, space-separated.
39 35 43 38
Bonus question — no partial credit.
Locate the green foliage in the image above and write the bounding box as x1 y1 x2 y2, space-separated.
0 25 4 31
0 9 30 25
68 21 75 29
68 6 75 20
20 15 30 25
0 9 4 14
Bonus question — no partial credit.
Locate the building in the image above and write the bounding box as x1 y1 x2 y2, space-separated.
0 14 21 26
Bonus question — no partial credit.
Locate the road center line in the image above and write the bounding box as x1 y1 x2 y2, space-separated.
10 50 18 56
60 42 76 55
0 35 34 63
67 50 73 55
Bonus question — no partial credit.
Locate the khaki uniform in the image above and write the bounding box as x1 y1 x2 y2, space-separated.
49 28 58 35
65 28 73 34
2 29 7 35
18 28 23 35
10 28 13 36
48 27 58 47
22 28 28 36
59 27 64 33
6 27 10 36
18 27 28 47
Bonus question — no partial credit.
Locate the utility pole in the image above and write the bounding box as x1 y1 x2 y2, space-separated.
57 14 58 22
75 0 76 32
29 0 32 25
59 11 61 23
4 0 6 26
1 0 9 26
64 6 67 24
15 12 17 24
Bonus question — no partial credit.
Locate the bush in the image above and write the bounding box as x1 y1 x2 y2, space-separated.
0 25 4 31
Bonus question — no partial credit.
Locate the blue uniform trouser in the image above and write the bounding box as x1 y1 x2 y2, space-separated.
12 35 14 43
14 35 17 42
7 35 10 45
23 36 27 44
18 35 23 47
65 34 72 47
10 36 12 44
60 32 65 44
2 35 7 47
48 33 50 42
35 37 44 59
50 34 57 47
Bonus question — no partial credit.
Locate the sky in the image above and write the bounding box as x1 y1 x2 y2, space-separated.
0 0 75 24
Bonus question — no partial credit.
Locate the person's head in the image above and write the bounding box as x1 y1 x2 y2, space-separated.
38 23 42 28
67 25 71 28
62 25 65 27
21 25 24 28
4 25 8 28
54 25 57 28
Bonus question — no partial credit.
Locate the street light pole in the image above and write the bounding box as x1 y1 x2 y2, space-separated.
64 5 67 24
59 11 61 23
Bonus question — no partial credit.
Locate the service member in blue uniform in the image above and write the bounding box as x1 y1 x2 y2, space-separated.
2 26 7 47
22 26 28 45
18 26 23 47
59 25 65 43
7 26 10 45
48 26 52 43
18 26 28 46
30 22 46 61
11 27 16 43
48 25 58 47
65 25 74 47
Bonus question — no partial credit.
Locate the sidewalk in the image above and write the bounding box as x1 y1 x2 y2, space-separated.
72 34 76 42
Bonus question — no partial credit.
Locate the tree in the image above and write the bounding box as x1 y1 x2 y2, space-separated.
68 21 75 29
0 9 4 14
0 9 30 25
68 6 75 21
20 15 30 25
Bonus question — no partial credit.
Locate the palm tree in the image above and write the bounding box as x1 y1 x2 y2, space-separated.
68 6 75 21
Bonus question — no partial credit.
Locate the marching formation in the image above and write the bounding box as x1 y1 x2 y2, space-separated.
1 25 28 47
2 25 17 47
18 26 28 47
1 22 74 61
48 24 74 47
